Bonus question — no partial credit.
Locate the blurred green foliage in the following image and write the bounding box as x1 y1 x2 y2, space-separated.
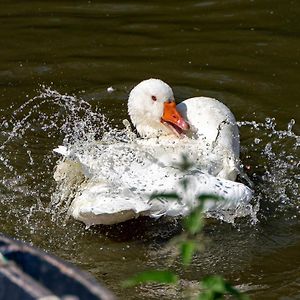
123 156 249 300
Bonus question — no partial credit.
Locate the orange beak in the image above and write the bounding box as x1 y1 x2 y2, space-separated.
161 101 189 135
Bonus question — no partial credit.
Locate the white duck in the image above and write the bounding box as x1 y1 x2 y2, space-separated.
53 79 253 226
128 78 240 180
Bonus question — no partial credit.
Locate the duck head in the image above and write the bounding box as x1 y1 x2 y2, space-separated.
128 79 189 138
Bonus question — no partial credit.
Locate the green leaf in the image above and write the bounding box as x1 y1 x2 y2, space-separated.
184 207 204 235
196 194 222 210
149 192 180 201
198 291 216 300
223 282 250 300
180 178 189 191
122 270 178 288
197 194 221 203
180 241 196 266
199 276 250 300
201 275 227 292
176 154 193 171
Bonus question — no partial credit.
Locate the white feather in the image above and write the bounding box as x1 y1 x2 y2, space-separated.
53 79 253 225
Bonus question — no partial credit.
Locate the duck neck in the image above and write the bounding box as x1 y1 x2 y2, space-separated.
133 117 171 138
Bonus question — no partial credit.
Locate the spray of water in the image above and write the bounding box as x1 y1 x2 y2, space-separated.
0 86 110 242
0 87 299 238
238 118 299 220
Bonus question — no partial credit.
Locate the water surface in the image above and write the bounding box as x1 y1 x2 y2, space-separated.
0 1 299 299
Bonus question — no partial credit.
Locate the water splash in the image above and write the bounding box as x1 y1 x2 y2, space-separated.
238 117 299 220
0 87 299 237
0 86 110 241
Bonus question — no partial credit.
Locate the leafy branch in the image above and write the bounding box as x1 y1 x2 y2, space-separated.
123 155 249 300
122 270 178 288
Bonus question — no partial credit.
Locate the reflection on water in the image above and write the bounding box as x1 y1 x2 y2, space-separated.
0 1 299 299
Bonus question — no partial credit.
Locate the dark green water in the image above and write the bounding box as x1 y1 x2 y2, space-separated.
0 1 299 299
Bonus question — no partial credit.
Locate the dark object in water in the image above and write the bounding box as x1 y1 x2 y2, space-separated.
0 234 115 300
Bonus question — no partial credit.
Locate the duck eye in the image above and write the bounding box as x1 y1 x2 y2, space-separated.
151 95 157 101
